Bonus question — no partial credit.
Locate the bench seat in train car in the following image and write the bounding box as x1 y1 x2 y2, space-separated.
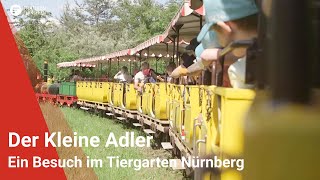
194 87 255 180
76 81 86 100
170 84 184 134
183 85 202 150
196 86 220 180
112 83 124 108
76 81 93 101
166 83 175 121
92 81 109 103
141 83 153 116
152 83 168 120
108 82 114 105
198 86 220 156
76 81 109 103
125 83 137 110
215 87 255 180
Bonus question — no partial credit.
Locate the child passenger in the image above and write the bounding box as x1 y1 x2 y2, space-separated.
197 0 258 89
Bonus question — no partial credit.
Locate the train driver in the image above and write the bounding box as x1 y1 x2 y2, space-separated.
70 69 82 82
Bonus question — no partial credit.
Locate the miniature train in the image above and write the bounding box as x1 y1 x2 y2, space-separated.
36 80 254 179
35 0 320 179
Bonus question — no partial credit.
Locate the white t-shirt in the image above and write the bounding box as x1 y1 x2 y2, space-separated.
228 57 254 89
166 76 172 82
134 71 145 83
114 73 132 82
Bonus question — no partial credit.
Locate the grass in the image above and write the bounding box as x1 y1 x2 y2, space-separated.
61 107 183 180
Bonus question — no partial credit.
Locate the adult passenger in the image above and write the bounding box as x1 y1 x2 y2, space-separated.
170 38 199 78
171 52 196 78
114 66 133 83
47 74 54 85
70 70 82 82
142 68 164 83
134 61 150 91
165 62 176 83
187 31 220 75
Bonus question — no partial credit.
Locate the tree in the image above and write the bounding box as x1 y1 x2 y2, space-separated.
113 0 180 44
16 0 181 80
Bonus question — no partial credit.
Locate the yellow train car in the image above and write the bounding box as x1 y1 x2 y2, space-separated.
125 83 137 110
77 81 110 103
153 83 168 120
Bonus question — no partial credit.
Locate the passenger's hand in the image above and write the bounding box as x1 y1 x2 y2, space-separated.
138 87 144 94
157 76 164 82
171 65 188 78
263 0 272 17
201 48 220 65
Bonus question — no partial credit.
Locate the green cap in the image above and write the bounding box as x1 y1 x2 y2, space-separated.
197 0 258 42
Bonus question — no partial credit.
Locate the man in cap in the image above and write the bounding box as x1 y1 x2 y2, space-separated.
170 38 198 78
197 0 258 88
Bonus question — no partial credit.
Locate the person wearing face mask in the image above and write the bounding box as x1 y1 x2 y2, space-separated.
196 0 259 89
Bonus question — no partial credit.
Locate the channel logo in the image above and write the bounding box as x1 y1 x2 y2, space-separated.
10 5 22 17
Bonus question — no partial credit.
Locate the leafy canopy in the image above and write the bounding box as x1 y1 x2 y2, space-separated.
16 0 181 80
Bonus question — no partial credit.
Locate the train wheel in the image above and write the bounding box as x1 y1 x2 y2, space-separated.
110 109 116 120
93 107 99 115
170 137 178 157
50 100 55 106
69 102 76 108
122 113 130 129
139 118 145 131
151 124 162 149
181 150 193 178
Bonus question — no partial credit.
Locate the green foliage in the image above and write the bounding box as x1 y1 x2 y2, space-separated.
16 0 181 80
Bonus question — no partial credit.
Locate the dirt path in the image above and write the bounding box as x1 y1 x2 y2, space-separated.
40 103 98 180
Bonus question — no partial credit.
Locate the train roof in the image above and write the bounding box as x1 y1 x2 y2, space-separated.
65 1 204 66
